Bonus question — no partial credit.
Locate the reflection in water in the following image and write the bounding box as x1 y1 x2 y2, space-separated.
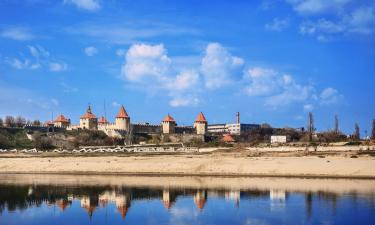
0 179 374 225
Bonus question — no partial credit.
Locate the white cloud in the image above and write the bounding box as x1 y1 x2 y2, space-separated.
169 97 199 107
5 45 67 72
121 43 171 82
165 70 199 91
49 62 68 72
244 67 314 108
6 58 30 70
244 67 281 96
200 43 244 89
121 43 202 107
63 0 101 11
320 87 342 104
286 0 352 15
0 27 34 41
84 46 98 56
265 18 290 31
28 45 50 58
287 1 375 40
304 104 314 111
66 23 199 45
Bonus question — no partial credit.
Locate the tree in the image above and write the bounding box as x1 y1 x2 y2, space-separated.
354 123 360 140
4 116 15 127
334 115 339 134
307 112 314 141
15 116 26 128
371 119 375 140
0 118 3 127
32 120 41 126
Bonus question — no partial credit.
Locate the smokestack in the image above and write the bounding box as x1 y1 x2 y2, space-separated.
236 112 240 124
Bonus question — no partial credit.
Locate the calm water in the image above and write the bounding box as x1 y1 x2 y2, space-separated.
0 176 374 225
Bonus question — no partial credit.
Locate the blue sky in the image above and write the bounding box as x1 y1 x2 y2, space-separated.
0 0 374 135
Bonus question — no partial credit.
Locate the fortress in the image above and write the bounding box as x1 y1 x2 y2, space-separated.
36 104 260 142
50 105 208 138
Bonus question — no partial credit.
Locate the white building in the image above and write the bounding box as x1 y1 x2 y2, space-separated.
270 135 287 144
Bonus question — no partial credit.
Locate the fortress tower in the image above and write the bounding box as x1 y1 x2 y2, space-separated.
162 114 176 134
54 114 71 128
115 105 130 131
194 112 208 135
80 106 98 130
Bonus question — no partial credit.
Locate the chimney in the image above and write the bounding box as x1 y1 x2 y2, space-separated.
236 112 240 124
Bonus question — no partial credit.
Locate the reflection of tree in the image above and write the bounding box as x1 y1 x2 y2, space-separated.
317 191 338 215
305 192 313 220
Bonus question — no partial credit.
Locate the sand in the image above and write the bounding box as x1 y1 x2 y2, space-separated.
0 153 374 178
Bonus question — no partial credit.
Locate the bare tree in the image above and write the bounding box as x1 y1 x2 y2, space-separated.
0 118 3 127
15 116 26 128
371 119 375 140
307 112 314 141
354 123 360 140
334 115 339 134
32 120 41 126
5 116 15 127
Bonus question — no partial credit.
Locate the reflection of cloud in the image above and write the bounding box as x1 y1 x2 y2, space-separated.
169 206 200 225
245 218 269 225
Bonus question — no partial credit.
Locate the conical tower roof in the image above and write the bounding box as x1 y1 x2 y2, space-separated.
162 114 175 122
116 105 129 118
195 112 207 123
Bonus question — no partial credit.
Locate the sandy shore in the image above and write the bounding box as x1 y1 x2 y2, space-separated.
0 153 374 178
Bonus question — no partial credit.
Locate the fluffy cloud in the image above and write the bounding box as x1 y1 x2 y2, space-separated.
49 62 68 72
63 0 101 11
121 43 201 107
243 66 342 108
165 70 199 91
84 46 98 56
265 18 290 31
285 1 375 40
0 27 34 41
320 87 342 104
200 43 244 89
122 43 171 82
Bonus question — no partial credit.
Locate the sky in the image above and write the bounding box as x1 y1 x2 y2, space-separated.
0 0 374 135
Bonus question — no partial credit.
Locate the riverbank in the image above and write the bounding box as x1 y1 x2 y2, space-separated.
0 152 374 178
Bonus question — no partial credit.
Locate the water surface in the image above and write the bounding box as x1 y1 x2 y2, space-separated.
0 175 374 225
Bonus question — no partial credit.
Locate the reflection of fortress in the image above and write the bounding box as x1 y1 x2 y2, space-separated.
0 184 354 222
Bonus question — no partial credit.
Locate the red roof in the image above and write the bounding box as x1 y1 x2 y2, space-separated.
98 116 109 124
116 105 129 118
80 106 97 119
54 114 69 123
195 112 207 123
222 134 235 142
162 114 175 122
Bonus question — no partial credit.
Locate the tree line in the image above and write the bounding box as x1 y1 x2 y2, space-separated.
307 112 375 141
0 116 41 128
